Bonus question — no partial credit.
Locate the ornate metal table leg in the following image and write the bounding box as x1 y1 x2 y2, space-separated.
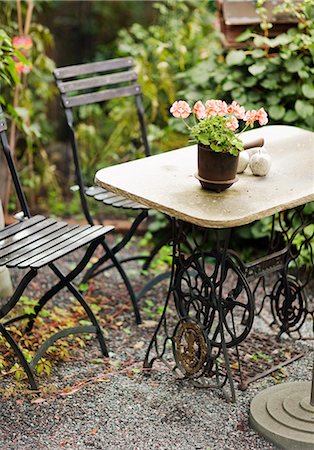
269 206 314 338
242 205 313 339
144 218 255 402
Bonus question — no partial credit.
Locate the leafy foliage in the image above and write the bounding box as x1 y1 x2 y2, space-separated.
190 115 243 155
0 29 21 87
116 0 219 152
0 2 58 213
181 0 314 130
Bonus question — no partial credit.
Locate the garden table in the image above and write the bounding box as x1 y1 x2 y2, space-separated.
95 125 314 410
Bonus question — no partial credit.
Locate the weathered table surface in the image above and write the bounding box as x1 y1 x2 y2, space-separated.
95 125 314 229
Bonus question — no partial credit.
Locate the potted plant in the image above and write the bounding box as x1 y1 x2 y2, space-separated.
170 99 268 192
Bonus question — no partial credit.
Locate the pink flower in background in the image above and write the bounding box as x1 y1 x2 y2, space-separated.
170 100 191 119
193 101 206 119
13 36 33 51
226 116 239 131
256 107 268 126
12 36 33 75
227 101 246 120
15 62 32 75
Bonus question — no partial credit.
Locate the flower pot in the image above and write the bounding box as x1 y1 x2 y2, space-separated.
196 144 239 192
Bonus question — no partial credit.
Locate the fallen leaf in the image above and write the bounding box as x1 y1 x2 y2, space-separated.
31 397 48 404
139 320 158 328
133 341 145 349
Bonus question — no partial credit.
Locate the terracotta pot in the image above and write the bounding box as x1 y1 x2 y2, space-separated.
195 144 239 192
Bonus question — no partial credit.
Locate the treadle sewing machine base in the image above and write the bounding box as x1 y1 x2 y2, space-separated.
96 125 314 402
143 207 313 402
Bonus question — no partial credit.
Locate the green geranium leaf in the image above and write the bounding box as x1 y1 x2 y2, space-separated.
299 70 309 79
270 34 292 47
253 35 268 47
222 80 238 91
248 63 267 76
281 73 292 82
285 58 304 73
261 78 278 90
282 84 297 96
267 94 280 106
242 77 256 88
251 49 265 58
302 84 314 99
269 105 286 120
295 100 314 119
284 110 298 123
226 50 246 66
236 29 252 42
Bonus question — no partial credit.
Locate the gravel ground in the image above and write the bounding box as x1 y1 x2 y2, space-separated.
0 235 313 450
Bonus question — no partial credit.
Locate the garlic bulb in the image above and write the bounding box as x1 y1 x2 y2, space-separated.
237 151 250 173
249 149 271 176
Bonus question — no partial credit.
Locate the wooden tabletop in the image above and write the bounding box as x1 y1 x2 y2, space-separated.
95 125 314 229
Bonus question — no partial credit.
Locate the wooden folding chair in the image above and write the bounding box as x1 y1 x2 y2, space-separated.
0 105 114 389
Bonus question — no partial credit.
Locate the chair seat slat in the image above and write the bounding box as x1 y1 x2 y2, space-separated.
94 191 118 201
0 219 67 258
63 85 141 108
0 219 63 256
129 203 149 210
54 57 134 80
102 195 129 205
0 215 46 241
4 224 79 267
30 226 114 269
110 198 146 209
15 225 94 268
58 71 137 94
85 186 106 196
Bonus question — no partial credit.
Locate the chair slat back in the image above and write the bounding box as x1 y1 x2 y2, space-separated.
54 57 134 79
0 106 31 218
54 56 151 164
54 57 142 107
62 84 142 108
58 70 138 94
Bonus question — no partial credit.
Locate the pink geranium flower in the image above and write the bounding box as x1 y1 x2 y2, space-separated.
205 100 219 116
215 100 228 116
256 107 268 126
244 110 258 127
193 101 206 119
169 98 268 155
170 100 191 119
205 100 228 117
226 116 239 131
227 101 246 120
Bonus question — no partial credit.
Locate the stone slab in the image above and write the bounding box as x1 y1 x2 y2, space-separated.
95 125 314 229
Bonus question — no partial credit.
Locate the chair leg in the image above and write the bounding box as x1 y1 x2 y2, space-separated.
0 269 37 319
0 323 38 390
48 262 109 356
25 239 101 332
81 210 148 283
99 239 142 324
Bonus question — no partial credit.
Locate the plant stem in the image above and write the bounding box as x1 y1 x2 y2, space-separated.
182 118 191 130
